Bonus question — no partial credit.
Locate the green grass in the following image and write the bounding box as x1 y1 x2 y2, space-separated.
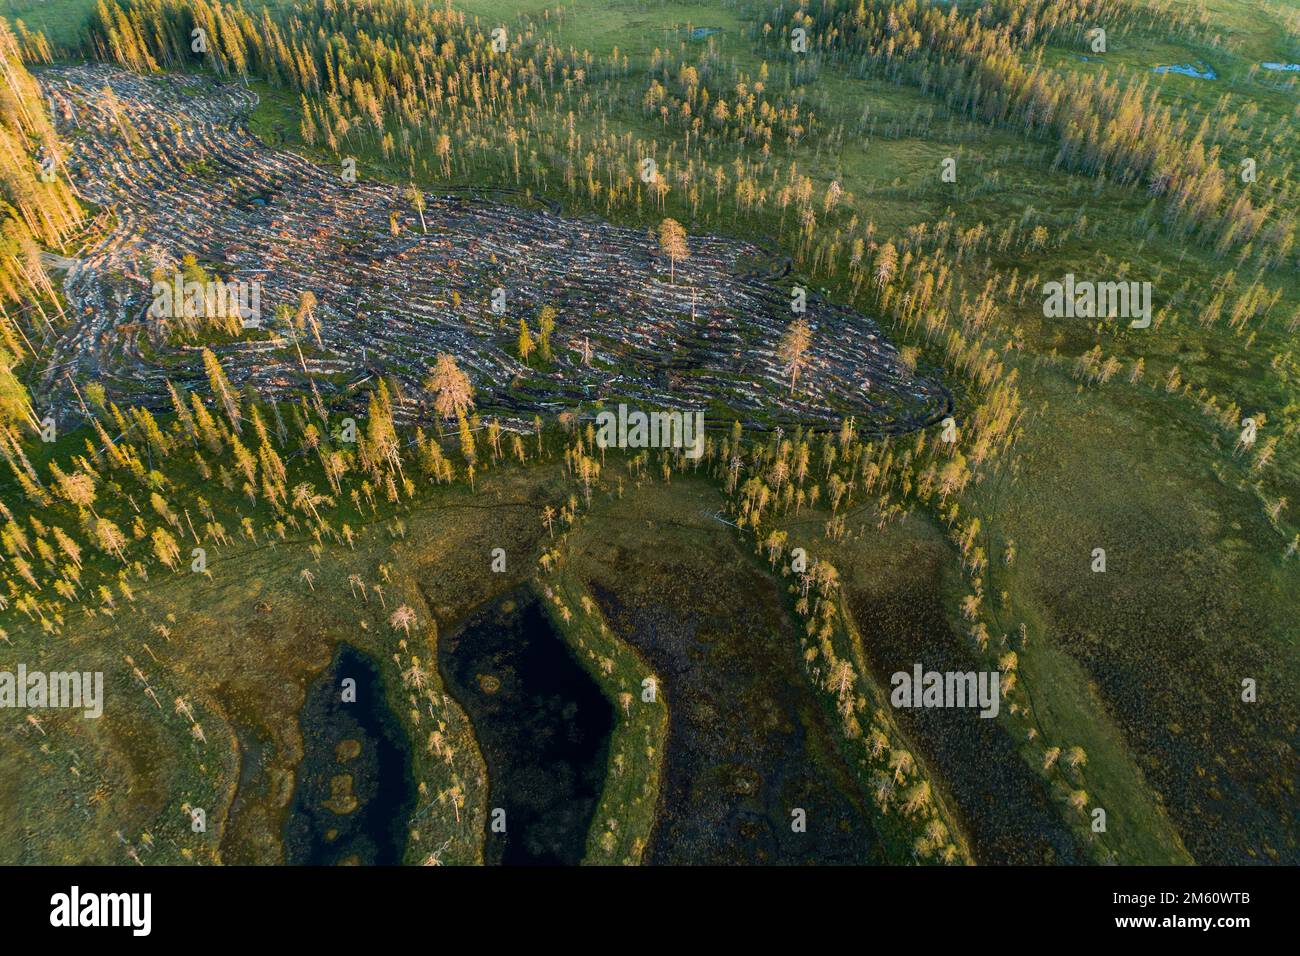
2 0 97 47
966 358 1300 863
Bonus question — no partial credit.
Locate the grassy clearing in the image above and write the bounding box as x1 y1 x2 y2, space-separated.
2 0 97 47
968 360 1300 863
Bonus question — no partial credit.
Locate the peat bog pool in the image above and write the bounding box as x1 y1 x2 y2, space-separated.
283 644 417 865
847 578 1087 864
439 588 613 865
589 574 885 865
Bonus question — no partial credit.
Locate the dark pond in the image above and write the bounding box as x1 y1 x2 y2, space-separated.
283 643 417 865
438 589 613 865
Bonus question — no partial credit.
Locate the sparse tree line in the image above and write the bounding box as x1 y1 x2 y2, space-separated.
0 341 537 637
755 0 1297 269
535 570 666 865
80 0 1288 506
0 19 87 433
693 402 1111 853
86 0 866 244
527 413 968 862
